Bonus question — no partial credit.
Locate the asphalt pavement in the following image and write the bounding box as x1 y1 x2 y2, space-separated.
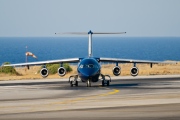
0 75 180 120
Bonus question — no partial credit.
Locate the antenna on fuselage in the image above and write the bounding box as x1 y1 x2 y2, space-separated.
55 30 126 57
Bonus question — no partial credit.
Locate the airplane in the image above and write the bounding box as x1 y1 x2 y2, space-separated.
2 30 175 87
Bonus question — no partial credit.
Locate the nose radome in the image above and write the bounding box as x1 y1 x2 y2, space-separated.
81 73 89 77
81 69 98 77
83 71 93 77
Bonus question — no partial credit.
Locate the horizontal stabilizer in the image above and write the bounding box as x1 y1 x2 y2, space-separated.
55 31 126 35
55 32 87 35
93 32 126 34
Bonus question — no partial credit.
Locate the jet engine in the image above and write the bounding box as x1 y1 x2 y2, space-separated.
112 66 121 76
40 68 49 78
130 67 139 77
58 67 66 76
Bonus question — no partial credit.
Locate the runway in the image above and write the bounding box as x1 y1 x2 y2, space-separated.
0 75 180 120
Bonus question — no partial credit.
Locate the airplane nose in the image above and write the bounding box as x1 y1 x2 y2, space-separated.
79 69 99 77
79 71 88 77
82 72 93 77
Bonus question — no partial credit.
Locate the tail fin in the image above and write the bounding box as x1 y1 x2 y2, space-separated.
87 30 126 57
55 30 126 57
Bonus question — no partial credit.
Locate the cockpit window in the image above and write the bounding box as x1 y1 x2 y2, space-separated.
87 64 94 68
79 64 98 68
79 64 84 68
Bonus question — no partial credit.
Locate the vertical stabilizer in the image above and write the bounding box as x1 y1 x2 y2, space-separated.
55 30 126 58
88 30 93 57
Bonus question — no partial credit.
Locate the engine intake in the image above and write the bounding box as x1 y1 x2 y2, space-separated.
58 67 66 76
40 68 49 78
112 66 121 76
131 67 139 77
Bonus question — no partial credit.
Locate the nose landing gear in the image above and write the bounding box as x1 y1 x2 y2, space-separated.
87 80 91 87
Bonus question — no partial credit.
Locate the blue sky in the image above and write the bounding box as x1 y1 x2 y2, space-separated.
0 0 180 37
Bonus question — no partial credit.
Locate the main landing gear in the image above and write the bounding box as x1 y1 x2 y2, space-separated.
100 74 111 86
69 75 78 87
69 74 111 87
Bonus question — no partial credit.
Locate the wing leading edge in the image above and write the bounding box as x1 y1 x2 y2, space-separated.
100 57 177 64
3 58 80 67
3 57 176 67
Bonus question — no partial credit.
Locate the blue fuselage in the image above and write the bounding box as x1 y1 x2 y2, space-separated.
77 58 101 82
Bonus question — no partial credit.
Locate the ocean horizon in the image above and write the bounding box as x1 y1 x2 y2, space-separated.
0 37 180 65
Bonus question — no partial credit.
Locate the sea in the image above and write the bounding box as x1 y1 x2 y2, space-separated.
0 37 180 65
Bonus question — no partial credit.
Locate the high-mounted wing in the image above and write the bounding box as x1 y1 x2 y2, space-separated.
100 57 177 77
100 57 176 64
3 58 80 67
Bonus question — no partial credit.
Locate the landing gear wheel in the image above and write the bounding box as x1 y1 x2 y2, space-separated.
102 80 110 86
75 81 78 86
87 80 91 87
102 80 105 86
69 75 78 87
107 80 110 86
70 81 73 87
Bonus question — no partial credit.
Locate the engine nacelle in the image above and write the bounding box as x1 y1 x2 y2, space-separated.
112 66 121 76
131 67 139 77
40 68 49 78
58 67 66 76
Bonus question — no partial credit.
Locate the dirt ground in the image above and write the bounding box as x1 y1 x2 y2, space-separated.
0 62 180 81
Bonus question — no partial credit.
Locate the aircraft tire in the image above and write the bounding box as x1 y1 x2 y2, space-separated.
107 80 110 86
75 81 78 86
102 80 105 86
70 81 73 87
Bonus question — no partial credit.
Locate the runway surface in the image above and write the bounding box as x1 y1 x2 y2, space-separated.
0 75 180 120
